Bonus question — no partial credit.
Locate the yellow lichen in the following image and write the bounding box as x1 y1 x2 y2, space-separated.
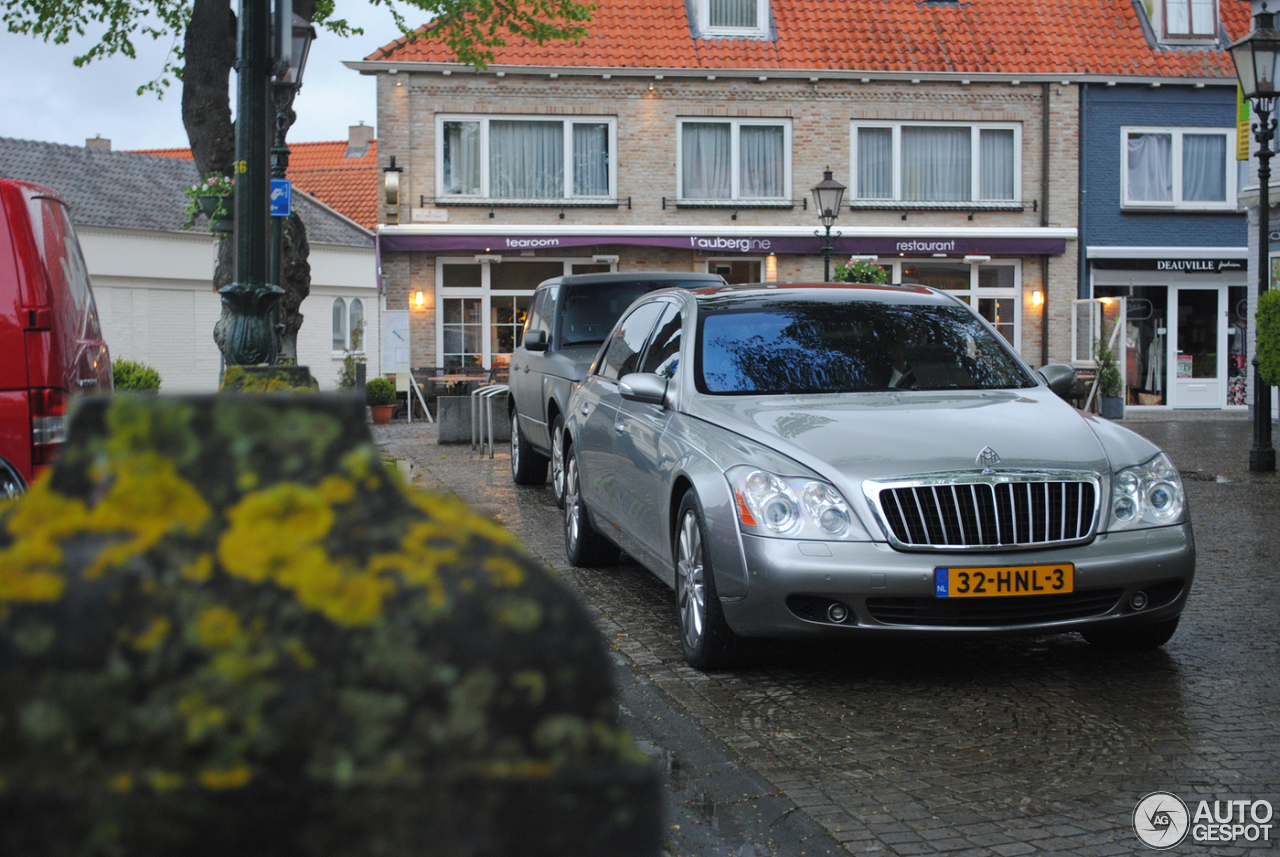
483 556 526 589
108 773 135 793
132 616 171 653
511 671 547 705
283 637 316 670
493 597 543 633
181 554 214 583
148 771 184 792
198 764 252 790
318 475 355 505
193 605 241 650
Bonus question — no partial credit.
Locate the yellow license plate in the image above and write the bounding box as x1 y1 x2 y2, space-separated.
934 563 1074 598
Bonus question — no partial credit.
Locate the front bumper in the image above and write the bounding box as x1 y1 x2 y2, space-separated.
719 524 1194 639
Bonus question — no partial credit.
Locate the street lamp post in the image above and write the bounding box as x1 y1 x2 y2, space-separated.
1229 7 1280 473
811 168 846 282
269 14 316 292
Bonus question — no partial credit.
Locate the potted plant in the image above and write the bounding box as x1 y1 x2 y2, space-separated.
183 173 235 234
832 258 889 285
1094 338 1124 419
366 377 396 424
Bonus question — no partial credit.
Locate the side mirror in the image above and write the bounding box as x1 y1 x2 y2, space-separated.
523 330 549 352
618 372 668 406
1038 363 1081 401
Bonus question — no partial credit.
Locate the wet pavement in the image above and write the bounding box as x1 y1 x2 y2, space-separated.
375 411 1279 856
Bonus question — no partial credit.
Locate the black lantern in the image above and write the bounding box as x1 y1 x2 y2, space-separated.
1228 8 1279 473
811 168 846 282
277 13 317 90
1229 11 1280 100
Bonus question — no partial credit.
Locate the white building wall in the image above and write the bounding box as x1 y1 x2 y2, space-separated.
80 227 379 392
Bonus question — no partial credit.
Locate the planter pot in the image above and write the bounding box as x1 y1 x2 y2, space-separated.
370 403 394 425
1101 396 1125 420
197 194 233 233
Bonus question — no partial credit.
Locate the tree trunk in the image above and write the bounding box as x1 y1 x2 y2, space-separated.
278 212 311 363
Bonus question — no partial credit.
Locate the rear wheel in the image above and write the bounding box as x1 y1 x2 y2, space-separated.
550 414 567 509
510 410 548 486
675 491 741 671
1081 617 1179 652
563 442 619 567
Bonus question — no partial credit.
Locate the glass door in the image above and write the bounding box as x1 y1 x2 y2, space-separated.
1171 286 1226 408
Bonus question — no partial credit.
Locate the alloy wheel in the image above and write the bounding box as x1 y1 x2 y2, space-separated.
551 421 565 504
676 510 706 649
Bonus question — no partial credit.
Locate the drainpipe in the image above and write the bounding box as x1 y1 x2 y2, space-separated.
1078 82 1089 301
1041 82 1051 368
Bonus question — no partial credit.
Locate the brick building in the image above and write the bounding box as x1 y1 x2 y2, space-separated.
350 0 1248 375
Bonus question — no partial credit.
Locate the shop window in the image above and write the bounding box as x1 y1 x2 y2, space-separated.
679 119 790 201
899 261 1021 349
707 259 762 284
697 0 769 37
437 115 616 200
1122 127 1235 209
852 122 1019 203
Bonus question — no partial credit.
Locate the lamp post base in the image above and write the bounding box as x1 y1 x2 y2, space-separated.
1250 447 1276 473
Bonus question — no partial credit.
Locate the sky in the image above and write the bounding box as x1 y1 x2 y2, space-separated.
0 3 407 151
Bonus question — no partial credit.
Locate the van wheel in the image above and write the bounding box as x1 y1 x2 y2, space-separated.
563 442 618 567
674 491 741 671
550 414 567 509
1081 617 1179 652
510 410 548 485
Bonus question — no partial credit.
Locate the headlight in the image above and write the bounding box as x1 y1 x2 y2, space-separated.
1107 452 1186 531
727 465 868 541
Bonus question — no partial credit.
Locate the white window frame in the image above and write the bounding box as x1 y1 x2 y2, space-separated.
696 0 769 38
331 297 367 354
850 121 1022 203
1157 0 1219 44
676 117 792 201
434 257 611 368
1120 126 1237 211
435 114 618 201
891 259 1024 353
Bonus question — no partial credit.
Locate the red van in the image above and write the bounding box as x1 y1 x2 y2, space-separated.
0 178 112 495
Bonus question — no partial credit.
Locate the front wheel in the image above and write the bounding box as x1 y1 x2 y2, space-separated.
510 410 548 486
1081 616 1179 652
550 414 567 509
674 491 741 671
563 442 619 567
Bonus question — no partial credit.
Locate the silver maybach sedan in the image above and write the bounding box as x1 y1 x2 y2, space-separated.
561 283 1194 670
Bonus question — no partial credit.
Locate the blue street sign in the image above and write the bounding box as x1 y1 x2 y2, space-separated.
270 179 292 217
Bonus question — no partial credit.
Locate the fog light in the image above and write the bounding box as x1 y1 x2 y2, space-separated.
1129 591 1149 611
827 603 849 623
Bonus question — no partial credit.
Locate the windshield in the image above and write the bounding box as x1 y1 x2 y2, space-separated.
559 280 709 347
697 300 1036 394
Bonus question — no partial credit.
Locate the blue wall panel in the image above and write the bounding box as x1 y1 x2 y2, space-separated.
1082 84 1246 250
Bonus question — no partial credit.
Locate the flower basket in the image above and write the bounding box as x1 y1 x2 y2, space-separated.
184 173 236 234
197 194 233 233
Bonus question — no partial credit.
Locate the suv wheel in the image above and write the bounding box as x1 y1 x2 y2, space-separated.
550 414 567 509
510 410 548 485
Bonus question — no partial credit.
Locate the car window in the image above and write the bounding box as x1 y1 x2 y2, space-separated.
558 280 703 347
34 197 96 340
697 300 1035 394
640 303 683 379
598 301 667 381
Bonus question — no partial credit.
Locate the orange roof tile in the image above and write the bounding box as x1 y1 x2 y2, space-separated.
368 0 1249 79
133 139 378 229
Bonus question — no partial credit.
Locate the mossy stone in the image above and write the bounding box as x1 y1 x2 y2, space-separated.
0 394 657 856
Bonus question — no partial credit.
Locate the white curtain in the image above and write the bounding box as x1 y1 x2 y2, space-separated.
1127 133 1172 201
348 299 364 349
1182 133 1226 201
442 121 480 195
1167 0 1215 35
682 123 732 198
490 120 564 198
572 123 609 196
902 127 971 201
331 298 346 350
979 129 1015 200
710 0 756 28
739 125 784 198
857 128 892 199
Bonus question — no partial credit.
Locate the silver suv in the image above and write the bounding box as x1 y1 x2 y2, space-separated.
508 271 725 505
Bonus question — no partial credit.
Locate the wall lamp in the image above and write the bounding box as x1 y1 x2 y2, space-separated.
593 254 619 264
383 155 403 224
475 254 502 263
1032 290 1044 307
963 255 991 264
414 290 425 309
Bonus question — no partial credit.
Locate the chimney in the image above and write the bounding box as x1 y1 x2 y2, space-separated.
86 136 111 151
346 122 375 158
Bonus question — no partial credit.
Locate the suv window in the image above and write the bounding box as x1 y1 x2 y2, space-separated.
559 281 693 347
599 302 666 381
640 303 683 379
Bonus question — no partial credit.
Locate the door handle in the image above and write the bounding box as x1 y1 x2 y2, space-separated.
522 365 529 373
614 420 626 434
581 405 589 416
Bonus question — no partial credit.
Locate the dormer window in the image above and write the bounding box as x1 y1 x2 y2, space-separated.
1150 0 1219 44
698 0 769 38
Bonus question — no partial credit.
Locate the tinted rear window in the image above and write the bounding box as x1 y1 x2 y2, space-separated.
558 280 708 347
697 300 1035 394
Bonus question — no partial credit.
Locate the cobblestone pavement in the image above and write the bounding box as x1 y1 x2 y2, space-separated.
375 413 1280 856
